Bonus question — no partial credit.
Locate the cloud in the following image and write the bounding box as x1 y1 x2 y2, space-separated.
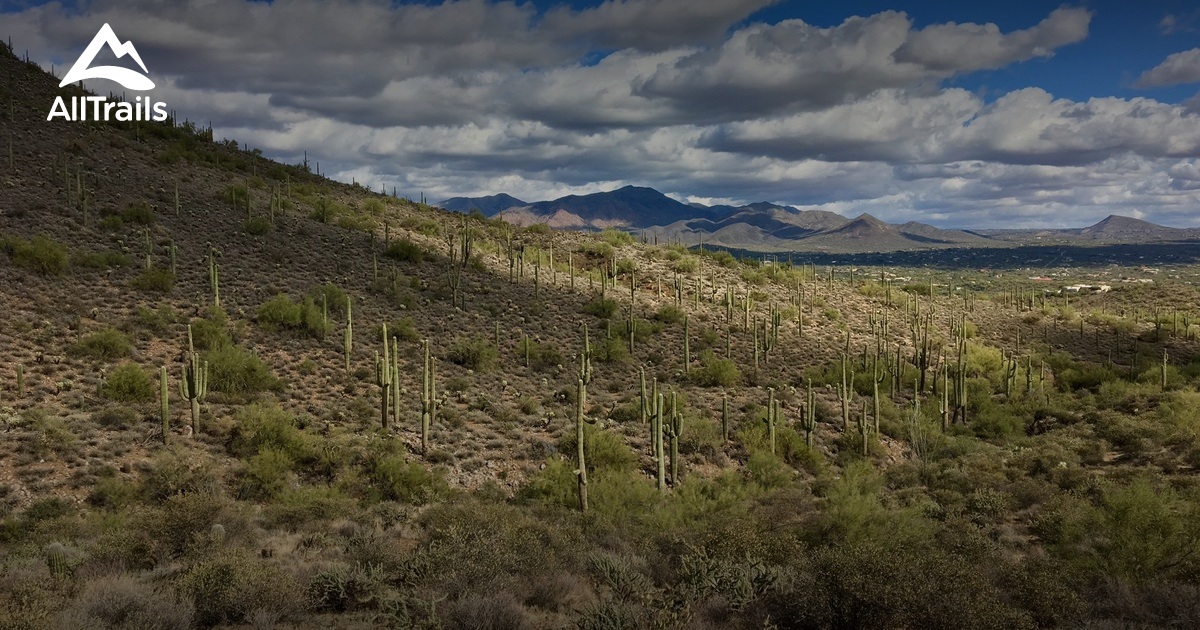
892 7 1092 72
1135 48 1200 88
539 0 780 51
11 1 1200 228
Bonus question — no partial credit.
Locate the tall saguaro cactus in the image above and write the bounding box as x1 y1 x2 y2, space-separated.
375 324 392 429
421 339 436 455
179 325 208 434
160 366 170 445
344 297 354 375
663 391 683 486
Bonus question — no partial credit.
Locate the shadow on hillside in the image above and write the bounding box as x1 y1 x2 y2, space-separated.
718 241 1200 270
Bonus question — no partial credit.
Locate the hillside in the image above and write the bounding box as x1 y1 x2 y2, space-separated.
4 41 1200 630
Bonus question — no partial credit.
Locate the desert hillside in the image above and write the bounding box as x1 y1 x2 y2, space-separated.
3 41 1200 629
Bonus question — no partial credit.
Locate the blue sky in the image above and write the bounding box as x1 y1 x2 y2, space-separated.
5 0 1200 228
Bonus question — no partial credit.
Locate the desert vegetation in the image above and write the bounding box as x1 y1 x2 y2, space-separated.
2 40 1200 630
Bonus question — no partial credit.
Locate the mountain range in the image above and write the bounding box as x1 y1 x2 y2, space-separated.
439 186 1200 254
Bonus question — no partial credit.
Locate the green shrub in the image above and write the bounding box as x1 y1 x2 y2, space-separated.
255 294 327 338
120 201 155 225
73 249 131 269
599 228 635 247
55 573 195 630
370 456 446 504
671 256 699 273
101 363 155 402
583 297 620 318
229 403 310 461
447 336 499 371
130 267 175 293
558 423 638 474
238 448 294 500
2 233 68 275
310 283 349 313
654 305 686 324
191 306 232 351
243 216 272 235
204 345 277 395
71 327 132 360
690 351 742 387
385 238 425 263
518 337 563 370
177 551 300 627
380 316 419 343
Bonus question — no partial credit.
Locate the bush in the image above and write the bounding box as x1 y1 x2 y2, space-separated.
204 345 277 395
447 336 499 371
2 233 68 275
71 327 132 360
177 551 300 627
310 283 349 313
385 238 425 263
191 306 232 351
120 201 155 225
518 337 563 370
55 573 194 630
229 403 310 461
600 228 635 247
654 305 686 324
381 316 419 343
558 422 638 474
130 267 175 293
370 456 446 504
239 448 294 500
690 351 742 387
73 249 130 269
583 297 620 318
256 294 327 338
101 363 155 402
243 216 272 235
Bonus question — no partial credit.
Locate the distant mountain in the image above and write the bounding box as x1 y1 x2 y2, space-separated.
498 185 706 229
437 193 527 215
1072 215 1190 241
437 185 1195 253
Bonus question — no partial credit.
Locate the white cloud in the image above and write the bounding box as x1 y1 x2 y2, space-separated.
1135 48 1200 88
10 1 1200 228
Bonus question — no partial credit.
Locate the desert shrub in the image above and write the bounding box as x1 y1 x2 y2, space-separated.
255 294 327 338
671 256 699 274
690 351 742 387
73 249 130 269
101 363 155 402
238 448 294 500
600 228 635 247
447 336 499 371
139 452 220 502
55 573 194 630
134 303 178 334
306 562 388 613
92 406 138 429
177 551 300 627
204 345 277 395
369 456 446 504
2 233 68 275
71 327 132 360
310 283 349 313
557 423 638 474
654 305 686 324
518 337 563 370
380 316 419 343
447 594 530 630
131 267 175 293
191 306 232 351
579 241 615 260
385 238 425 263
120 200 155 224
229 403 310 461
593 335 630 364
583 297 620 318
243 216 272 235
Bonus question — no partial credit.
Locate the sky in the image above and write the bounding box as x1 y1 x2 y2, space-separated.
4 0 1200 228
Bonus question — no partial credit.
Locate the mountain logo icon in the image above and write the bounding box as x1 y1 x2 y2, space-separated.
59 23 155 91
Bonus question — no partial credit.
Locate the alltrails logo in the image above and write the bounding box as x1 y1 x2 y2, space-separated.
48 23 168 122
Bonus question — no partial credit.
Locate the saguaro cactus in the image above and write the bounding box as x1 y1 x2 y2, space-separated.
421 339 436 455
179 325 209 434
375 324 392 429
160 366 169 445
344 297 353 374
45 543 69 579
663 391 683 485
765 387 778 455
